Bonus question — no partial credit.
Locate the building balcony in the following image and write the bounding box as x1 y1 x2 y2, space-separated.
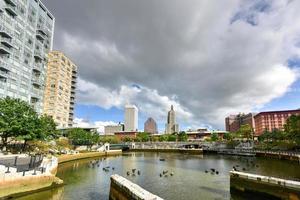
0 69 9 78
0 43 12 54
5 3 17 17
0 36 13 48
34 51 43 60
0 58 10 71
36 32 46 41
36 27 48 37
33 62 44 72
0 25 13 39
31 77 44 87
4 0 17 7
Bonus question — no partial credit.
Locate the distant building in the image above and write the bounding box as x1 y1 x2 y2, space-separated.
124 105 138 131
104 123 124 135
186 129 228 141
225 113 255 133
254 109 300 136
43 51 77 128
144 117 157 134
114 131 138 141
165 105 179 134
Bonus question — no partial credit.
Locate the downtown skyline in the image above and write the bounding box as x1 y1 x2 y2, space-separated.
43 0 300 132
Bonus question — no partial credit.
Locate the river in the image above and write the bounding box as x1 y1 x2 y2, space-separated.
16 152 300 200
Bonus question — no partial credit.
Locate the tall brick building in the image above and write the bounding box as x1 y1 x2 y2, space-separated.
254 109 300 136
225 113 255 133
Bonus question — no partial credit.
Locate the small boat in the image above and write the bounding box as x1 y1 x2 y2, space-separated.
159 158 166 161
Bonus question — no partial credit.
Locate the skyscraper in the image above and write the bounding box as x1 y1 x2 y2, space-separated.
0 0 55 113
43 51 77 128
144 117 157 134
124 104 138 131
165 105 179 134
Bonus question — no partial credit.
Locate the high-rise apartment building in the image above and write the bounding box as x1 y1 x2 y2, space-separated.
225 113 255 133
124 104 138 131
144 117 157 134
43 51 77 128
165 105 179 134
0 0 54 113
254 109 300 136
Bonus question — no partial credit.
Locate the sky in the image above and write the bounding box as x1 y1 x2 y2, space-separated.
43 0 300 133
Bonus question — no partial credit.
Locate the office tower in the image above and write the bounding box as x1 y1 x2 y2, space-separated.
144 117 157 134
124 104 138 131
225 113 255 133
0 0 55 113
43 51 77 128
254 109 300 136
165 105 179 134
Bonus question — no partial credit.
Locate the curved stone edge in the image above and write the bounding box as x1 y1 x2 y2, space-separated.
110 174 163 200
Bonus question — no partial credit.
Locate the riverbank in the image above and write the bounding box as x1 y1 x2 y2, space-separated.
129 148 203 154
57 150 122 164
0 150 122 200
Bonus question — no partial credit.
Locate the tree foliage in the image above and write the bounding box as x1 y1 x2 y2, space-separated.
68 128 99 146
284 115 300 144
0 97 57 150
237 124 253 140
178 131 188 141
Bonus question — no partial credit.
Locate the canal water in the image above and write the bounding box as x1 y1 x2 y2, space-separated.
16 152 300 200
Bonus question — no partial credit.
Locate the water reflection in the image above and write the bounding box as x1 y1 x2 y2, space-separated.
15 152 300 200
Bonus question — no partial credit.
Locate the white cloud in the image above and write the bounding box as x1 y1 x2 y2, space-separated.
47 0 300 128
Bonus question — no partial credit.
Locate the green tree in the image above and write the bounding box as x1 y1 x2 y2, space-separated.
68 128 98 147
0 97 39 150
238 124 253 140
223 132 232 141
159 135 168 142
211 132 218 141
284 115 300 144
167 134 177 141
39 115 58 140
136 132 150 142
178 131 188 141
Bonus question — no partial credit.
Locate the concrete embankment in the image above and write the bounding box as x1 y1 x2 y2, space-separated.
110 174 163 200
0 156 62 200
57 150 122 164
230 171 300 200
129 148 202 154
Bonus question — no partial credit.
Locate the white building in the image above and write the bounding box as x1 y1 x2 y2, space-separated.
104 124 124 135
124 104 138 131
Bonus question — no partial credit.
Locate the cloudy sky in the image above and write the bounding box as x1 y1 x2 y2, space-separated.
43 0 300 132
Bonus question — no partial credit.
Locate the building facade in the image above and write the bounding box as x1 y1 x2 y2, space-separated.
254 109 300 136
124 104 138 131
225 113 255 133
165 105 179 134
43 51 77 128
104 123 124 135
0 0 54 113
144 117 157 134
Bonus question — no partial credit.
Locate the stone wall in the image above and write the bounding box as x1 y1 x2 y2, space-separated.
0 156 61 199
130 148 202 154
109 174 163 200
57 150 122 164
230 171 300 200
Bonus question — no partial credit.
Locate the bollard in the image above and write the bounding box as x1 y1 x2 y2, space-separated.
5 166 10 173
33 168 37 175
23 171 26 176
14 156 18 166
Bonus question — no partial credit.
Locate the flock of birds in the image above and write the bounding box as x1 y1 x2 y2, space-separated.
87 157 260 178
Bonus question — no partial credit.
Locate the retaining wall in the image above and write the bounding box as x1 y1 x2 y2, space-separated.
230 171 300 200
57 150 122 164
0 157 62 199
129 148 202 154
109 174 163 200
